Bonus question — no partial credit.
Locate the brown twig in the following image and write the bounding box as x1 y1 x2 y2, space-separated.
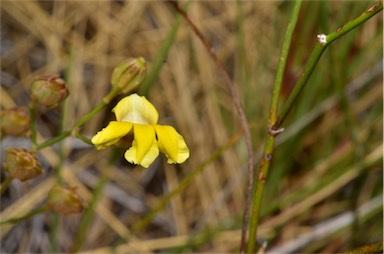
166 1 254 252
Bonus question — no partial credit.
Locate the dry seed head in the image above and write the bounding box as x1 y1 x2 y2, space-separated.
4 148 43 181
47 184 83 215
0 107 30 137
31 75 69 108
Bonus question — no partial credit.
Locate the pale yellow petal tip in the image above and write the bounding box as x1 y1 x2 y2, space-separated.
174 145 190 164
155 125 190 165
124 141 159 168
167 138 190 164
112 93 159 124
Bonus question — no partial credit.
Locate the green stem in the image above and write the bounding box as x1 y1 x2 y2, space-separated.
0 176 14 194
246 1 302 252
73 132 93 146
35 100 107 150
247 1 383 252
326 0 383 44
29 102 38 148
276 0 383 128
275 43 326 128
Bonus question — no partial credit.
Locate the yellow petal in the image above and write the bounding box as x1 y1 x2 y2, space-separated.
91 121 133 150
155 125 189 164
124 124 159 168
112 94 158 125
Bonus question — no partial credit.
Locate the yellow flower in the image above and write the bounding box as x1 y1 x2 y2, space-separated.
91 94 189 168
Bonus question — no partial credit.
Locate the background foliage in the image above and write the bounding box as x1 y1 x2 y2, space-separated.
1 1 382 253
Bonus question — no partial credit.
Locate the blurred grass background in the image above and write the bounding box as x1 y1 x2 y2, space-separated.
1 1 382 253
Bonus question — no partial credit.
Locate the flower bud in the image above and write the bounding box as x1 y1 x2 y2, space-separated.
111 57 146 94
3 148 43 181
0 107 30 137
31 75 69 108
47 184 83 215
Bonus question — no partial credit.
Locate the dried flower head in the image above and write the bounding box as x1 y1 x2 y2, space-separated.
31 75 69 108
0 107 30 137
47 184 83 215
4 148 43 181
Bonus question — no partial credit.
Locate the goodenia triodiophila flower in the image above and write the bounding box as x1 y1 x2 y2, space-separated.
91 93 189 168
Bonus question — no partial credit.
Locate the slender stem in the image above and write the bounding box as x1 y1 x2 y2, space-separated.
35 100 107 150
326 0 383 44
73 132 93 146
0 176 13 194
73 100 108 130
276 0 383 128
246 1 302 252
247 1 383 252
275 43 326 128
35 130 71 150
166 2 255 252
29 101 38 148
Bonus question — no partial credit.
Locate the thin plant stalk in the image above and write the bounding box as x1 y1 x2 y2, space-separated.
0 176 13 194
35 93 111 150
276 0 383 128
29 101 38 147
246 1 302 252
247 1 383 252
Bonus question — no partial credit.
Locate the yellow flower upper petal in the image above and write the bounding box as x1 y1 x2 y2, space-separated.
91 121 133 150
124 124 159 168
155 125 189 164
112 93 159 125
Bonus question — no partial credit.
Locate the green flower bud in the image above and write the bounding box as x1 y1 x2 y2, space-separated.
3 148 43 181
47 184 83 215
0 107 30 137
31 75 69 108
111 57 146 94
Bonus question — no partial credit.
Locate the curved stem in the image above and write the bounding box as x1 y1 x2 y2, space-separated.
247 1 383 253
35 100 107 150
246 1 302 252
275 43 326 128
0 176 13 194
276 0 383 128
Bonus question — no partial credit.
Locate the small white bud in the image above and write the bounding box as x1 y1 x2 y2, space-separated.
317 34 327 45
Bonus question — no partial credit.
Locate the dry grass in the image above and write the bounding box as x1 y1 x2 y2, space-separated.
1 1 382 253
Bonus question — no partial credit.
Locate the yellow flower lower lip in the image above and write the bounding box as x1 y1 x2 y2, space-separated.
91 93 189 168
91 121 133 150
124 124 158 168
